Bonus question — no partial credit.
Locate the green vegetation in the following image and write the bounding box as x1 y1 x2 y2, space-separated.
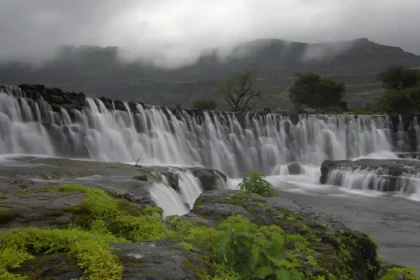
193 100 218 110
289 73 347 111
378 66 420 115
239 171 277 197
20 189 30 195
377 65 420 91
218 71 262 112
0 182 418 279
30 160 64 167
0 195 7 200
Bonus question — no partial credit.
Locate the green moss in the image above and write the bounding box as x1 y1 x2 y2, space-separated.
0 228 124 280
20 189 30 195
0 184 170 279
0 195 7 200
109 214 166 242
30 160 64 167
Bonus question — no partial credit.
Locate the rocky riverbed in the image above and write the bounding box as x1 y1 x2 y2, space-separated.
0 156 419 279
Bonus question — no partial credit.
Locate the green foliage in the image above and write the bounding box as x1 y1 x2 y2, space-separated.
0 184 168 279
0 195 7 200
193 100 217 110
218 71 261 112
379 266 420 280
380 86 420 115
289 73 346 110
110 214 166 242
377 65 420 90
239 171 277 197
187 215 302 280
58 184 119 219
0 227 124 280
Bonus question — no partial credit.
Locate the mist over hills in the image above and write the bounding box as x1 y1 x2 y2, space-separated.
1 38 419 110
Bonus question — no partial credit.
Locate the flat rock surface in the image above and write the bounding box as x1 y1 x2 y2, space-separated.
113 240 206 280
273 186 420 271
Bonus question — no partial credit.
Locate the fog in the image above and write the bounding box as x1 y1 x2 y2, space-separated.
0 0 419 68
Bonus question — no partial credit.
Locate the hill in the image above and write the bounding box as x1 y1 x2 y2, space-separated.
0 38 419 110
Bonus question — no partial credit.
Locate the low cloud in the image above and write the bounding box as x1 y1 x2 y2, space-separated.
0 0 419 68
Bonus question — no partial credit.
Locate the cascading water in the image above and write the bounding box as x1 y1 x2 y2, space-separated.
326 168 419 194
0 86 396 178
2 84 420 212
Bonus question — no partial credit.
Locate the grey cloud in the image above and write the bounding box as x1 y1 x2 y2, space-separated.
0 0 419 68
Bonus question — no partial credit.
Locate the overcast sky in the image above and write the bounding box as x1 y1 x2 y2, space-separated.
0 0 419 68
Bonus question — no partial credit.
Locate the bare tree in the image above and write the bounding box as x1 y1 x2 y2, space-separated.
218 71 261 111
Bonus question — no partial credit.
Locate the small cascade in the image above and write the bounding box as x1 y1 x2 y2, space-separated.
326 169 419 195
0 85 399 178
148 182 189 217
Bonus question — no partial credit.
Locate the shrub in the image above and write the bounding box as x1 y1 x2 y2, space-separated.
187 215 302 279
193 100 217 110
239 171 277 197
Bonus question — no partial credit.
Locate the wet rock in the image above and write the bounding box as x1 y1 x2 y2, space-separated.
134 175 148 181
50 95 64 105
320 159 420 192
287 161 303 175
113 240 207 280
12 254 83 280
0 182 85 228
51 103 61 113
191 167 227 191
161 172 179 192
190 189 381 280
114 100 126 111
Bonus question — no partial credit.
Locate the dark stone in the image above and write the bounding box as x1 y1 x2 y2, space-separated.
12 254 83 280
114 100 126 111
162 172 179 192
51 103 62 113
127 101 137 112
112 240 207 280
287 161 303 175
50 95 64 105
134 175 148 181
191 168 227 191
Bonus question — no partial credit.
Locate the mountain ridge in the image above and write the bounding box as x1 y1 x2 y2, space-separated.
0 38 419 109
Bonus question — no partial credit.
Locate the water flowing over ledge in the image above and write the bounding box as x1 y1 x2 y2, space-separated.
1 84 416 179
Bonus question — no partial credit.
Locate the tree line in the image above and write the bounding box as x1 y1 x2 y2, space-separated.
193 66 420 115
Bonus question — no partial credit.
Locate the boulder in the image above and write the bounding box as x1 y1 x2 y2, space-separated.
189 189 381 280
287 161 303 175
112 240 207 280
190 167 227 191
12 254 83 280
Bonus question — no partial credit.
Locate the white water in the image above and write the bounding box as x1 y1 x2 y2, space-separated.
0 86 396 177
1 85 419 215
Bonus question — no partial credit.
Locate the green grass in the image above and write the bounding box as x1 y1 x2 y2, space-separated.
0 183 418 280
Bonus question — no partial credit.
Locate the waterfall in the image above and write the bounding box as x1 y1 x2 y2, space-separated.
0 85 398 178
326 168 420 195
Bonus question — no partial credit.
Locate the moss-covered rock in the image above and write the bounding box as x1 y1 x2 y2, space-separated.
190 189 381 280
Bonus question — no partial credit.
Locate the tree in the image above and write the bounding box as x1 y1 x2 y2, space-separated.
218 71 261 112
289 73 346 110
380 86 420 115
192 100 217 110
377 65 420 90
